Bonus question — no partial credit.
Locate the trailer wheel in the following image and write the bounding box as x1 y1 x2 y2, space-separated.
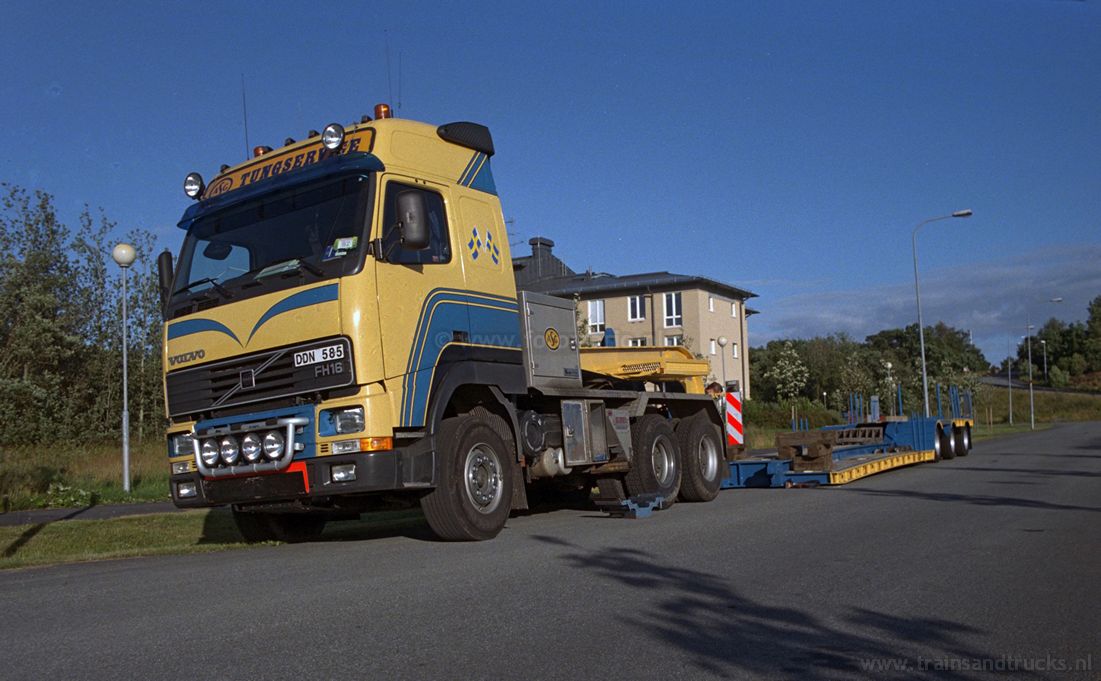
677 415 723 502
421 414 513 541
964 424 972 452
953 425 969 457
938 424 956 460
232 509 326 543
625 414 682 509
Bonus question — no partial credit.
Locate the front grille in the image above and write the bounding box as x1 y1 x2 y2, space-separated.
167 337 353 419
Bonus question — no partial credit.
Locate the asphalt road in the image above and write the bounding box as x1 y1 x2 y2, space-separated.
2 423 1099 680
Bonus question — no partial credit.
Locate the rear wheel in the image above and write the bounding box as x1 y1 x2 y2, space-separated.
625 414 682 509
421 413 514 541
938 424 956 460
677 414 724 502
953 425 969 457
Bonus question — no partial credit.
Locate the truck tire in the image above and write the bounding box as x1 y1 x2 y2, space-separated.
677 415 724 502
421 414 513 541
232 509 326 543
625 414 681 509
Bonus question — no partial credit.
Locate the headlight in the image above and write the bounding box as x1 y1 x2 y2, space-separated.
241 433 263 463
170 433 194 457
220 436 240 465
334 407 365 435
183 172 204 199
321 123 345 150
200 439 220 467
263 431 285 460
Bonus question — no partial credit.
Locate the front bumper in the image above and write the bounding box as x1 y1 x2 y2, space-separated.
171 443 435 508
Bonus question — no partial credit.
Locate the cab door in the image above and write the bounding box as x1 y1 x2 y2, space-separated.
373 175 468 428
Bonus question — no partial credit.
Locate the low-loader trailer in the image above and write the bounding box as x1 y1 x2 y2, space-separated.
161 106 725 541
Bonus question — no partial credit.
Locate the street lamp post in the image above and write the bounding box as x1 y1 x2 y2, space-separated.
1027 318 1035 431
1041 340 1048 382
912 209 973 417
112 243 136 494
717 336 729 390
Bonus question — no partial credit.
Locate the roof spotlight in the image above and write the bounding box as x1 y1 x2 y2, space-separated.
321 123 345 151
183 172 204 199
284 137 296 146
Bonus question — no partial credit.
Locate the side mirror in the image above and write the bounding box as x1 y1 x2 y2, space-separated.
157 250 174 306
396 190 430 251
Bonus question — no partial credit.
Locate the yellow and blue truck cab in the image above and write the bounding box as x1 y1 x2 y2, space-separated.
161 106 723 541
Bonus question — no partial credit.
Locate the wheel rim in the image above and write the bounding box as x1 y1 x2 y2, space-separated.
651 435 677 488
934 428 943 458
963 428 971 450
698 435 719 481
464 443 503 514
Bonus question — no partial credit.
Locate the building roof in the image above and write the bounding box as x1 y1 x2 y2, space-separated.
524 269 758 303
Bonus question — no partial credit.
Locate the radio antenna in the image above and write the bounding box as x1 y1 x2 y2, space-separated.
385 30 394 106
241 74 251 158
397 50 403 110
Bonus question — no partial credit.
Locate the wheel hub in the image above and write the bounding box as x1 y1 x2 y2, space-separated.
464 444 502 513
698 437 719 481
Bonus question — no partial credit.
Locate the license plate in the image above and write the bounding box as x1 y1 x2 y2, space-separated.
294 343 345 367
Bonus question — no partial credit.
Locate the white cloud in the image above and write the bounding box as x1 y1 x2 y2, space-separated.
751 243 1101 363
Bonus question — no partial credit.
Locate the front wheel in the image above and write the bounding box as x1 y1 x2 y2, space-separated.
677 414 724 502
421 414 514 541
625 414 682 509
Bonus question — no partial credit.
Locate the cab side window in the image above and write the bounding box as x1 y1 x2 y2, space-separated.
380 183 451 264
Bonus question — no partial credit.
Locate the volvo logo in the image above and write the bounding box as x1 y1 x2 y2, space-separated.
168 349 206 366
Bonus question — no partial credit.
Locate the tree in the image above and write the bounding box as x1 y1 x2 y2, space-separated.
763 341 808 402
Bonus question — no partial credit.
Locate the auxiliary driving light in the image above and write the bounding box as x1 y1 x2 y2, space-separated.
321 123 345 150
263 431 285 460
176 481 198 499
241 433 263 463
183 172 204 199
200 439 220 467
220 436 240 466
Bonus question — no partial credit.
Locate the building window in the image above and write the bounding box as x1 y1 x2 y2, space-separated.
663 292 682 327
629 337 647 347
628 295 646 322
587 300 605 333
664 335 684 347
731 342 739 359
708 296 714 312
709 339 717 355
731 302 738 318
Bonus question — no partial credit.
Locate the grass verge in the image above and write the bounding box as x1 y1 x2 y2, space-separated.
0 508 428 571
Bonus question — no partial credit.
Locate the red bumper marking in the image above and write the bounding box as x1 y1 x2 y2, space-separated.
203 461 311 493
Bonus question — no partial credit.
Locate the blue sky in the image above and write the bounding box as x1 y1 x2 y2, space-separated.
2 0 1098 364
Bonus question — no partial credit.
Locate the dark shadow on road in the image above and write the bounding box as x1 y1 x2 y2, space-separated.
197 507 439 545
1 504 98 559
528 536 1006 680
837 488 1101 513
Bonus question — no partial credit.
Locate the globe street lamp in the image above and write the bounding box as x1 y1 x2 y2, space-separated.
912 209 972 417
716 336 729 390
112 243 136 494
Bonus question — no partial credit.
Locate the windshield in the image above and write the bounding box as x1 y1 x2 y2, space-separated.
169 174 371 315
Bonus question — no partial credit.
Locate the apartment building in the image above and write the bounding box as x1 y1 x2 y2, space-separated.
513 237 757 397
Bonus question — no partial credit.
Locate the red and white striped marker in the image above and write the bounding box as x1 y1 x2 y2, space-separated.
725 391 744 446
